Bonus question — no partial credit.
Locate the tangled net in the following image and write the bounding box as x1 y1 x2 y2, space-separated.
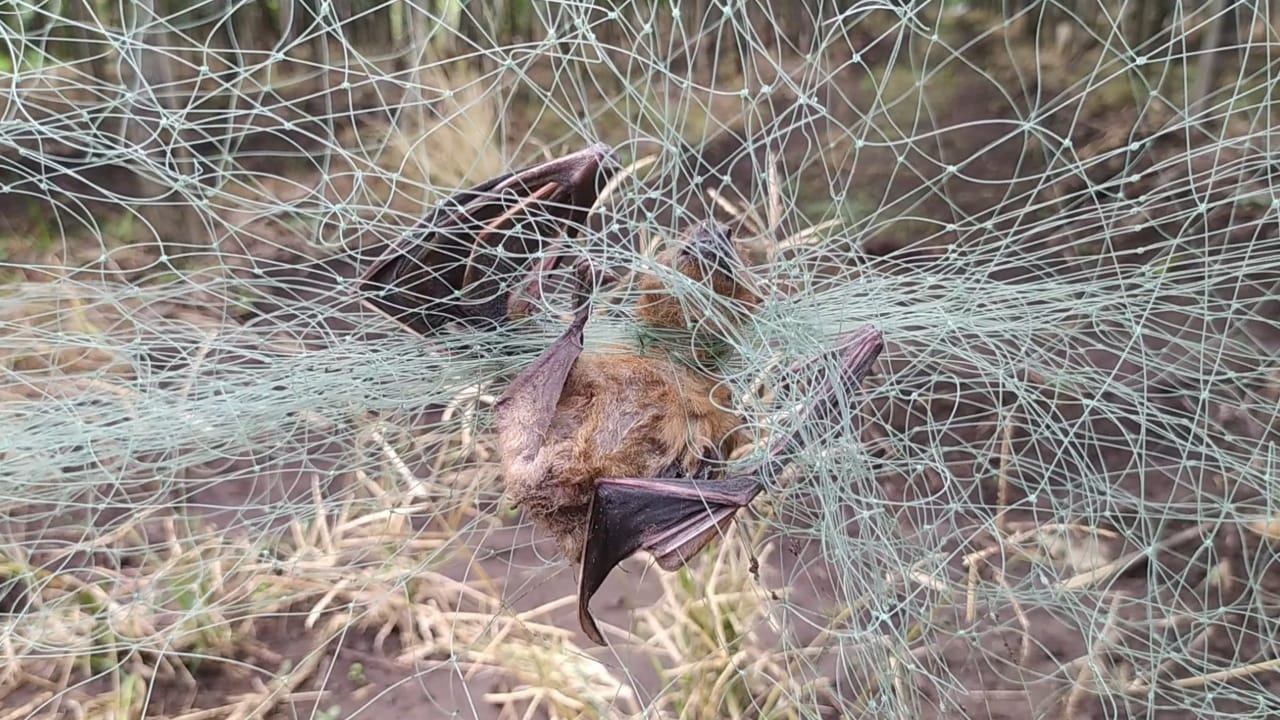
1 2 1278 718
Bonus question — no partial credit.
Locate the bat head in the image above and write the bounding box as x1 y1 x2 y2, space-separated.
633 222 764 338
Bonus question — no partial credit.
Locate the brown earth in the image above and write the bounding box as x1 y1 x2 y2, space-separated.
3 15 1279 720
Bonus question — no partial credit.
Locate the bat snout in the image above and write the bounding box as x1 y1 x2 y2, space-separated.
675 222 747 288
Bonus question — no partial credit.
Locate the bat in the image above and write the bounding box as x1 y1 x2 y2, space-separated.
354 146 884 645
492 223 885 645
357 142 620 335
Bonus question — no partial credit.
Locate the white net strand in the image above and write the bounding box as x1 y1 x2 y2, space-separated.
1 1 1279 718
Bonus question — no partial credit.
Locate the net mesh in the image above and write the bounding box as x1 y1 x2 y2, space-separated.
2 1 1279 718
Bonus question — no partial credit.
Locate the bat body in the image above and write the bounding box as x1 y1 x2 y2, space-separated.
496 224 764 592
355 145 884 645
499 350 749 563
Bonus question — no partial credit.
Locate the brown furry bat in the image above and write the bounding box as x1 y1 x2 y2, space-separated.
355 145 884 645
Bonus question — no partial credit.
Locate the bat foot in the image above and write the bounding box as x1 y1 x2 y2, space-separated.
577 475 762 645
507 254 566 320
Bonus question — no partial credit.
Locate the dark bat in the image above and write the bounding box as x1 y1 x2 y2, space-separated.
493 223 885 645
357 143 620 335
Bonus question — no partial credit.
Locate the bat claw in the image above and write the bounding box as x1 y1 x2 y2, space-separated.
566 259 618 313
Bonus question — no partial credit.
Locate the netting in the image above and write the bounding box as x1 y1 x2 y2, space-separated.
2 1 1279 718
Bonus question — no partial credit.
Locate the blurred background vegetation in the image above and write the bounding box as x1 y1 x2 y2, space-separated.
1 0 1271 266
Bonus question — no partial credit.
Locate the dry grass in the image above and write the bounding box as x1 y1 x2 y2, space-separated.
0 378 638 717
332 62 508 220
633 523 843 720
6 30 1279 718
0 129 850 719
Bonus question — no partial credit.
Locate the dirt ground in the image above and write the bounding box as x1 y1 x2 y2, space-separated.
3 15 1279 720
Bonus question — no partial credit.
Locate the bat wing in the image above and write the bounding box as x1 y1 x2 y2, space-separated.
754 324 886 471
492 293 589 462
577 476 762 646
493 262 608 464
358 143 619 335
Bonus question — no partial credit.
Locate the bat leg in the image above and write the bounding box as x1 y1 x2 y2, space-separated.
577 476 762 645
493 261 608 463
507 254 620 321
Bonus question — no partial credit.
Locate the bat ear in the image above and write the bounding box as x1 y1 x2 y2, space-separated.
357 143 619 335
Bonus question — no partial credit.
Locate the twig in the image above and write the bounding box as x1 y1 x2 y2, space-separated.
994 412 1015 533
765 149 783 238
704 188 764 236
1127 623 1214 693
775 218 840 252
0 692 53 720
178 330 218 400
305 579 351 629
995 569 1032 667
1062 523 1209 591
964 523 1113 623
224 631 339 720
592 154 656 210
370 424 427 498
1062 593 1123 719
1169 656 1280 690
